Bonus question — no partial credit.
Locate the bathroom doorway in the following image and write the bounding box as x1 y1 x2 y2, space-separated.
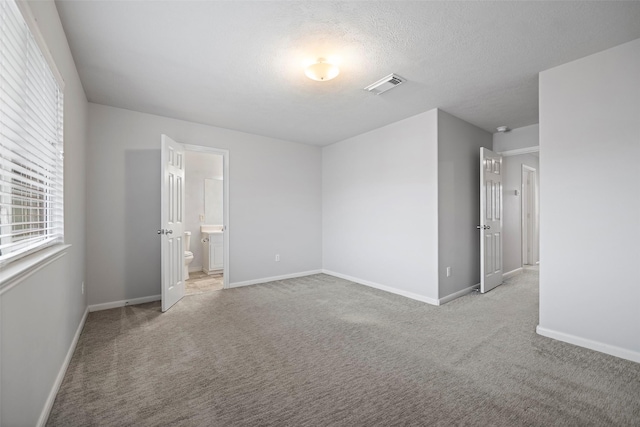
521 165 538 266
183 144 229 294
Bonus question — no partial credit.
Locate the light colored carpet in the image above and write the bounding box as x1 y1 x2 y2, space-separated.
47 270 640 426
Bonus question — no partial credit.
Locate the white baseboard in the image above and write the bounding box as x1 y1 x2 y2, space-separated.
438 284 479 305
322 270 439 306
37 305 89 427
88 294 161 312
229 270 322 289
503 267 523 279
536 325 640 364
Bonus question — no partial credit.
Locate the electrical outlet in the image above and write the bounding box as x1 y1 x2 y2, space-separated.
81 281 85 294
199 214 205 222
275 254 280 262
446 267 451 277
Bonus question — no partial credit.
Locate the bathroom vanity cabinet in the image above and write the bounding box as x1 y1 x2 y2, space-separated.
202 231 223 274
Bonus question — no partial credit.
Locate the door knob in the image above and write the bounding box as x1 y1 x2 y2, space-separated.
157 229 164 235
165 229 173 235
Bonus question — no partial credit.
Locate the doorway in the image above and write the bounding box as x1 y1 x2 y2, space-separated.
160 137 229 311
521 165 538 265
183 144 229 294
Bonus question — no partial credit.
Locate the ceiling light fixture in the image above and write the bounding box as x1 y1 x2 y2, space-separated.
305 58 339 82
496 126 511 133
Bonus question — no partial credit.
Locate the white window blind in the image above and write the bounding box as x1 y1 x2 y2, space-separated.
0 0 64 266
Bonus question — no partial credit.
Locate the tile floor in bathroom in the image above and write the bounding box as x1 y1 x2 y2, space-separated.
185 270 224 295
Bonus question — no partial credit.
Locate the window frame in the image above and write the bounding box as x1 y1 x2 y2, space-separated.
0 0 69 291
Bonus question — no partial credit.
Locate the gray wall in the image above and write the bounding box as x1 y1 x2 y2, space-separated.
493 124 539 152
539 38 640 361
86 104 322 305
502 153 539 274
437 111 492 299
0 1 88 425
323 110 440 302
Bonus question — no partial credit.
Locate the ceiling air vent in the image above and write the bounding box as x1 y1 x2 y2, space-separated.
364 73 405 95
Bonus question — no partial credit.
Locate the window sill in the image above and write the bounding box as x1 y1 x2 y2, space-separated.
0 244 71 296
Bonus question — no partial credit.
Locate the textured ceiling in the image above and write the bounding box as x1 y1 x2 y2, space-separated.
55 1 640 146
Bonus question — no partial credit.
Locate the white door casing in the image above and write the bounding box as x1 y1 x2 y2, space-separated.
480 147 503 293
160 135 185 312
522 165 537 265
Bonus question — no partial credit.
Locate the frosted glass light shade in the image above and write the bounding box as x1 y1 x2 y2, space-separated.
305 59 339 81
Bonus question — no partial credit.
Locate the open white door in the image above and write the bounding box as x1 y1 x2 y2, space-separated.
479 147 503 293
160 135 185 312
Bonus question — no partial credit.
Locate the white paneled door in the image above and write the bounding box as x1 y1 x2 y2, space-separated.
480 147 503 293
160 135 186 311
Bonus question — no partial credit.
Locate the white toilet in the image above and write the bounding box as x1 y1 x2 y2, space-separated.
184 231 194 280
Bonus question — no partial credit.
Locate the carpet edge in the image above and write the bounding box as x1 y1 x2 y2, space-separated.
38 305 89 427
536 325 640 364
